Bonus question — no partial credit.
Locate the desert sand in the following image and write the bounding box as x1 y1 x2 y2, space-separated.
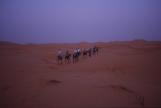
1 40 161 108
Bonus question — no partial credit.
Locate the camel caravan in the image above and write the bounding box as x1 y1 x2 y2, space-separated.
57 46 99 64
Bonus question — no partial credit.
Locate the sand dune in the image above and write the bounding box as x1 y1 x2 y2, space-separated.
0 40 161 108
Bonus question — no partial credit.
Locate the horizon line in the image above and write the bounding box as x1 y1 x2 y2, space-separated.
1 39 161 45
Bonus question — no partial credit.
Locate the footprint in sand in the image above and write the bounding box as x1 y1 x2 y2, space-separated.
95 84 145 107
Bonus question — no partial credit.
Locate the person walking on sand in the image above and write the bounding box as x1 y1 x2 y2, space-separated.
65 50 71 64
73 49 78 63
88 48 92 57
57 49 63 64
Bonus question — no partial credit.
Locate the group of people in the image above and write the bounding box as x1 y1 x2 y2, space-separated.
57 46 99 64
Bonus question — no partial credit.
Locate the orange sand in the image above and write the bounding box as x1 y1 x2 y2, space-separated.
0 40 161 108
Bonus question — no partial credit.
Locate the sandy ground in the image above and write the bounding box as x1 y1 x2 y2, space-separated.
0 40 161 108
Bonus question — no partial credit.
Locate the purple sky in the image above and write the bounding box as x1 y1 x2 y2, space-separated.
0 0 161 43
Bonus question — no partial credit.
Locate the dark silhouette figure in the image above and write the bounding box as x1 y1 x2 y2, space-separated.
72 52 78 63
93 46 99 55
57 50 63 64
65 50 71 64
88 48 92 57
83 49 87 57
72 49 78 63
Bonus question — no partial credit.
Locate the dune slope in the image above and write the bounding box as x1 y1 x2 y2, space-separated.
0 41 161 108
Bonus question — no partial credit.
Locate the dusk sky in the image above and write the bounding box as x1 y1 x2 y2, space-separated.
1 0 161 43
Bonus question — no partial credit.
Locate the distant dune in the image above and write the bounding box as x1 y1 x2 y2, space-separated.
0 40 161 108
0 41 20 45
